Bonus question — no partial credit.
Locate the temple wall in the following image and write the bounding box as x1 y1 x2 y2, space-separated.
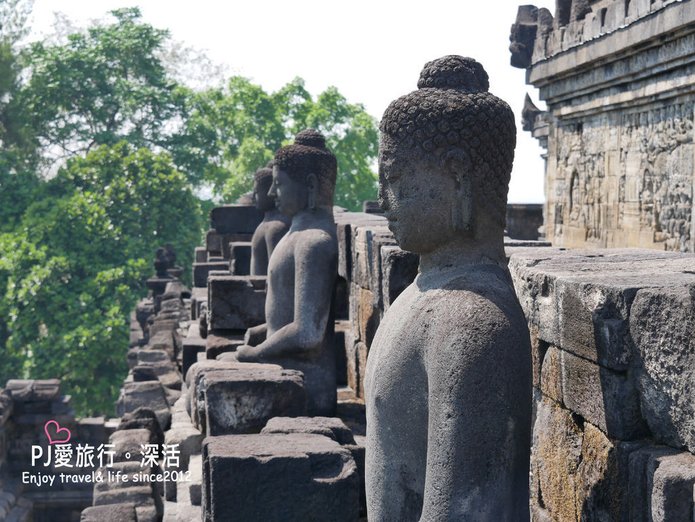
509 247 695 521
513 0 695 251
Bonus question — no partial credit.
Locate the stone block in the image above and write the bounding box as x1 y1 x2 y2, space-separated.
116 381 171 431
230 241 252 275
185 361 282 431
630 285 695 452
190 288 207 320
182 327 206 380
192 262 229 288
203 433 359 521
81 503 137 522
628 446 694 522
202 366 306 435
539 345 562 403
261 416 356 445
194 246 207 263
205 331 244 360
509 249 695 371
207 275 266 331
532 397 644 521
357 287 379 346
209 205 263 235
559 348 647 440
109 428 156 463
163 425 203 501
334 320 350 386
6 379 61 410
380 245 418 311
188 453 203 506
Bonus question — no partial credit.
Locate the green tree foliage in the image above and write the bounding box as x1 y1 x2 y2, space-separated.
176 77 379 210
0 143 203 414
0 6 379 416
0 0 40 230
17 8 183 160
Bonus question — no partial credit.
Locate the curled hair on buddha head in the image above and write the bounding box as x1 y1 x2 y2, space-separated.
254 165 273 183
274 129 337 207
380 55 516 229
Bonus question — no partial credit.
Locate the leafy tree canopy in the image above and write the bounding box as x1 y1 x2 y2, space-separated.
0 143 203 414
175 77 379 210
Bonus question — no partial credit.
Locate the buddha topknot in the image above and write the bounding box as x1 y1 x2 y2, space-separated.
380 55 516 228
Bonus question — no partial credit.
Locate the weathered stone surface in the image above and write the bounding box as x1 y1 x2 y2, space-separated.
203 433 359 521
81 503 138 522
539 345 562 403
192 262 229 288
261 416 356 445
202 367 306 435
514 0 695 253
380 245 418 311
109 428 156 462
236 130 339 417
190 287 207 321
630 284 695 453
366 57 531 521
510 249 695 370
194 246 206 263
6 379 61 404
163 425 203 501
628 446 695 522
182 326 206 379
559 348 647 440
205 331 243 360
185 361 282 430
207 275 266 331
229 241 252 275
334 320 349 386
532 397 643 521
209 205 263 235
116 381 170 431
356 287 378 346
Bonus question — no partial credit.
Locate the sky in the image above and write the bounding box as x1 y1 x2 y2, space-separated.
29 0 557 203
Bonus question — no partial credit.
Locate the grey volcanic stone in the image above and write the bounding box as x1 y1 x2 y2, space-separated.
185 361 283 431
380 245 418 311
509 248 695 370
630 284 695 453
628 446 695 522
116 381 171 430
366 56 531 521
249 171 290 276
207 275 266 331
262 416 356 445
203 366 306 435
559 348 647 440
202 433 359 522
230 241 252 275
236 130 339 417
192 261 229 288
81 503 137 521
209 204 263 235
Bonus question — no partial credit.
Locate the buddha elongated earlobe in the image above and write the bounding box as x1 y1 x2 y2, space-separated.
307 173 318 211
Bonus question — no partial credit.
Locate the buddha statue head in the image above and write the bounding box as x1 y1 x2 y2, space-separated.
271 129 337 217
253 162 276 212
378 55 516 254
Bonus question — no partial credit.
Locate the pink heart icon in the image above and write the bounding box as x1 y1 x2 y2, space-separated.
44 420 71 445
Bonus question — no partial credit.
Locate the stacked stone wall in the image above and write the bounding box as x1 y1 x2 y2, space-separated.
509 247 695 521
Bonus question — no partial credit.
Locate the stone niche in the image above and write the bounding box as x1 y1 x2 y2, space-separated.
511 0 695 252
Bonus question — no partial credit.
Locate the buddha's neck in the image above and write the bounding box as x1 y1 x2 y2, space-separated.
419 235 506 276
290 207 333 229
264 209 285 221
